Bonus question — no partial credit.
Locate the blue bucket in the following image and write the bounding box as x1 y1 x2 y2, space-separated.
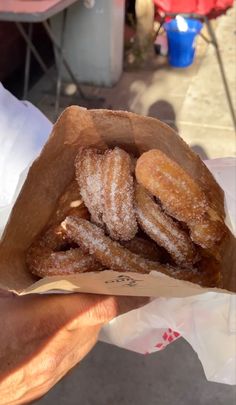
164 18 203 68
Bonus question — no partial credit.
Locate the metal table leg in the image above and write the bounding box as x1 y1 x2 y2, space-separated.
23 23 32 99
42 17 86 100
16 14 103 111
54 9 67 116
16 22 52 79
205 17 236 131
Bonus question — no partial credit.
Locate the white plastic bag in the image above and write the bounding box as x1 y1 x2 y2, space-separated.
100 158 236 385
0 83 52 236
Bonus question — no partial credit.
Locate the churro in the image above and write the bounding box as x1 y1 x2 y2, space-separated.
102 147 137 240
62 217 209 285
123 236 163 262
48 180 89 226
26 224 102 277
75 148 104 226
135 183 198 267
136 149 227 249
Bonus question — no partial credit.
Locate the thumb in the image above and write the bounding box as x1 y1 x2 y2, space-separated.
64 294 149 330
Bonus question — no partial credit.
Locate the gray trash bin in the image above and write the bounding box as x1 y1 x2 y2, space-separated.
50 0 125 86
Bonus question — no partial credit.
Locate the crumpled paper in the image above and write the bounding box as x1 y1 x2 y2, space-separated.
100 159 236 385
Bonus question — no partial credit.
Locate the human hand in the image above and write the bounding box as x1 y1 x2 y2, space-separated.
0 290 148 405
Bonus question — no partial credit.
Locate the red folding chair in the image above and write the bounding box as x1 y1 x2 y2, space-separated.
153 0 236 130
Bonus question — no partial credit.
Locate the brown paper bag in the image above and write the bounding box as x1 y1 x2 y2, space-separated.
0 106 235 297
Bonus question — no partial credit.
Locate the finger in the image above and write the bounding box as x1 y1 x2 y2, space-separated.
0 289 15 298
111 295 150 317
65 294 149 330
7 293 149 332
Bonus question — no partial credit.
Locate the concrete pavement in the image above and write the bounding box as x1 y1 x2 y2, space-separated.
31 7 235 160
36 339 236 405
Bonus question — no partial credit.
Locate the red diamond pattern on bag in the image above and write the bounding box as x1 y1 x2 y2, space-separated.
154 328 180 351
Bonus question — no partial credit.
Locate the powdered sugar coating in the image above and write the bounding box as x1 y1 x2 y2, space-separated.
75 148 104 226
135 149 226 250
135 184 198 267
26 221 102 277
102 147 137 241
136 149 208 224
27 183 100 277
27 247 102 277
62 217 206 283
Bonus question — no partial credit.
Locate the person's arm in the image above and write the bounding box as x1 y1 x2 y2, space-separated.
0 290 147 405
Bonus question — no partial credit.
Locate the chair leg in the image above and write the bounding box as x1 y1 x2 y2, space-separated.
205 17 236 131
153 18 164 41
